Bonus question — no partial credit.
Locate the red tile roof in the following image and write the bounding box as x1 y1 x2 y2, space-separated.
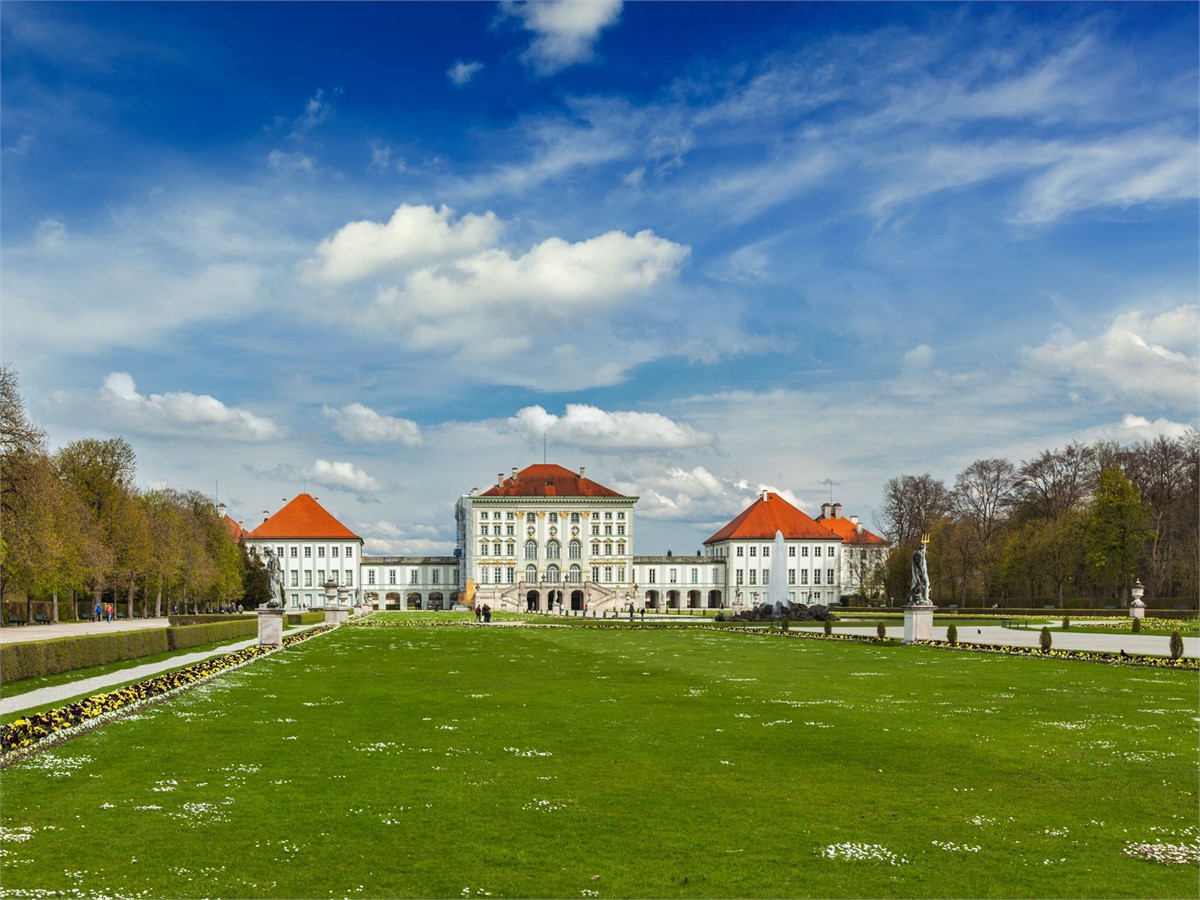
816 513 888 545
704 492 841 544
223 514 246 542
478 464 627 499
247 494 362 541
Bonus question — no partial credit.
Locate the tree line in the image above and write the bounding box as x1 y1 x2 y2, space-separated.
1 366 270 621
875 436 1199 607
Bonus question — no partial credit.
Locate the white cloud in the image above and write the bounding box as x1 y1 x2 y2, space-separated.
1081 414 1194 444
447 59 484 87
299 204 502 285
306 459 382 493
267 149 316 174
34 218 66 251
290 87 336 137
504 0 623 75
1025 305 1198 408
357 519 454 556
508 404 713 451
323 403 423 446
622 465 807 527
96 372 285 441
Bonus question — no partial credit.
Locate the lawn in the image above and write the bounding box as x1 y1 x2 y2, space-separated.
1 624 1196 899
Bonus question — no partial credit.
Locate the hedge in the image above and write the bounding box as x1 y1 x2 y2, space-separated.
286 612 325 626
3 619 258 683
167 614 252 627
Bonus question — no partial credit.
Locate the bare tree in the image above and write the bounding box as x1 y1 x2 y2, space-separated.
952 458 1017 600
878 473 952 545
1015 442 1097 521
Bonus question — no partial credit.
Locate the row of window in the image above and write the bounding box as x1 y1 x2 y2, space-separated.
734 544 836 558
477 565 627 584
479 510 626 522
365 569 449 585
479 539 629 558
644 568 707 584
258 544 356 560
287 569 355 588
734 568 836 585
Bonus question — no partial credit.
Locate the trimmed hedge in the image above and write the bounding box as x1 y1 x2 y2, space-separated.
167 614 251 627
286 612 325 626
2 630 170 682
3 619 258 683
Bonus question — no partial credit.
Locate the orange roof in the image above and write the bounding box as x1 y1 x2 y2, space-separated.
478 464 627 499
704 492 841 544
223 514 246 542
816 513 887 545
247 494 361 541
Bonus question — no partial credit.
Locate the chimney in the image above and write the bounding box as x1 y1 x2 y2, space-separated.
217 502 227 519
497 473 504 488
857 523 864 535
262 510 270 523
820 502 831 518
579 466 586 478
237 520 244 530
849 515 859 526
832 502 843 519
512 466 518 479
761 489 769 502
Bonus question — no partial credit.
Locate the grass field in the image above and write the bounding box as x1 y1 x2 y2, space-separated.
1 624 1196 899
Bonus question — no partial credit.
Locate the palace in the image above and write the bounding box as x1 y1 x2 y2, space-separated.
240 463 888 611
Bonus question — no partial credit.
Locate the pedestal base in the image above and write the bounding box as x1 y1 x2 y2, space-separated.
903 603 934 644
1129 599 1146 619
257 608 284 648
324 605 350 625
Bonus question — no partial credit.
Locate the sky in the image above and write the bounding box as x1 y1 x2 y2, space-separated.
2 1 1196 557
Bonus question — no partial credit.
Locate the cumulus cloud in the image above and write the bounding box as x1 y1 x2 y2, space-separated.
447 59 484 86
504 0 623 75
1025 305 1198 408
267 149 316 174
97 372 285 441
508 404 713 450
358 520 454 556
323 403 423 446
1081 413 1194 443
305 459 383 493
626 465 807 525
299 204 502 285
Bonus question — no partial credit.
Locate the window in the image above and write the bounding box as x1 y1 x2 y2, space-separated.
493 525 501 535
571 512 580 523
691 568 698 582
410 570 418 584
604 512 612 520
617 525 625 535
480 568 489 584
506 542 515 556
605 525 612 535
617 512 624 520
526 565 537 582
592 566 600 581
549 512 558 523
494 543 501 556
547 540 560 559
591 542 600 556
735 570 744 585
604 566 613 581
318 547 325 558
749 570 757 585
506 512 514 520
617 542 625 555
814 570 822 585
276 546 284 558
304 547 312 558
345 546 353 558
569 540 581 559
762 546 770 558
605 542 613 556
827 568 835 584
318 570 325 584
569 565 582 583
788 546 796 557
669 568 677 584
388 569 397 585
827 546 835 557
480 511 489 521
367 570 376 585
525 540 537 560
506 567 515 583
290 547 298 558
736 546 744 557
749 546 757 557
788 569 795 585
526 513 535 523
290 571 299 587
331 547 339 558
801 546 809 557
345 570 353 586
547 565 560 582
432 570 440 585
762 570 769 585
480 544 489 556
304 571 313 587
618 566 625 581
506 525 514 536
800 570 809 585
591 524 600 535
648 570 657 584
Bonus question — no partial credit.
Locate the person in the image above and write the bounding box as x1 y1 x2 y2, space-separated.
640 607 645 621
105 603 113 623
94 600 103 622
475 605 482 622
628 604 634 621
483 604 491 623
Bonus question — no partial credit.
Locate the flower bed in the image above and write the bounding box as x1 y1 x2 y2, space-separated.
908 639 1197 669
1 625 336 762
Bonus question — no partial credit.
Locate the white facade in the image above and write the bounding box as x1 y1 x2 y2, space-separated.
632 556 727 609
360 556 460 610
243 537 364 609
704 536 842 607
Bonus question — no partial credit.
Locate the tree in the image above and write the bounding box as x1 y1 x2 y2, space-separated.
878 473 952 545
1014 443 1096 521
1084 466 1149 601
952 458 1017 601
241 545 272 609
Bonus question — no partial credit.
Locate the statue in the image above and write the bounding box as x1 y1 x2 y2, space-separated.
263 548 284 608
909 541 931 605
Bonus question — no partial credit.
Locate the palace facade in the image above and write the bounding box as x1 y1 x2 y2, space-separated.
240 463 888 611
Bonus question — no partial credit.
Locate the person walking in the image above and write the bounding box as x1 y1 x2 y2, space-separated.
94 600 103 622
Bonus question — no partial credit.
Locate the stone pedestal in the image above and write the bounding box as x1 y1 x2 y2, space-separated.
324 605 350 625
257 607 284 648
903 603 934 644
1129 599 1146 619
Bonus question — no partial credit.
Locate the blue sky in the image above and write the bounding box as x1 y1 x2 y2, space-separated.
3 1 1196 555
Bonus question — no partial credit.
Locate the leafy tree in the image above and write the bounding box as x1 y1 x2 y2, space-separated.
241 545 272 609
1084 466 1149 600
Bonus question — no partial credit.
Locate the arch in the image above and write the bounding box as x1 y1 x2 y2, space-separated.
667 590 681 609
688 590 702 609
570 590 585 611
644 590 660 609
547 589 563 608
568 564 582 583
708 589 723 608
524 564 537 583
546 564 560 582
428 591 445 610
525 590 540 612
547 541 561 560
405 591 421 610
568 540 582 559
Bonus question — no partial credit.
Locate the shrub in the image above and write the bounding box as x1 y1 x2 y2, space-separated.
1169 630 1184 660
1131 617 1142 633
946 624 958 645
166 619 257 651
780 617 789 633
1062 616 1070 630
823 619 833 636
1039 626 1052 653
2 630 170 683
876 622 887 640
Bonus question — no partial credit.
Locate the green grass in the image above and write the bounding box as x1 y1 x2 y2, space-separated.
2 626 1196 898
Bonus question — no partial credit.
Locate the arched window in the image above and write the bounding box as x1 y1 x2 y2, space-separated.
568 540 581 559
546 564 560 582
525 540 537 560
525 564 537 583
547 540 561 559
568 565 582 583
